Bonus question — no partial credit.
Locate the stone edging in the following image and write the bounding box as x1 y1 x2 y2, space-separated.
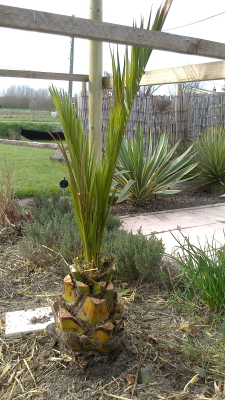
0 139 68 150
121 202 225 219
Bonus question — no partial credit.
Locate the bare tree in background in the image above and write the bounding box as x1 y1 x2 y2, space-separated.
0 85 54 110
137 84 162 97
169 81 205 96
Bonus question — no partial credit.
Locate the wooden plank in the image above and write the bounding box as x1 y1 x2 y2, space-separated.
2 59 225 87
0 69 89 82
1 5 225 60
103 60 225 88
142 60 225 85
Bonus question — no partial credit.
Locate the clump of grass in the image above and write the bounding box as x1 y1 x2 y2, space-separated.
0 163 22 230
171 233 225 314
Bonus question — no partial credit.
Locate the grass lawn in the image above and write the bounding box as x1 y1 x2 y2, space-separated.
0 108 60 123
0 144 68 198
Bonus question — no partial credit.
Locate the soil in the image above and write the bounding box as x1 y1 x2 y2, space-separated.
18 190 225 218
1 192 225 400
111 190 225 216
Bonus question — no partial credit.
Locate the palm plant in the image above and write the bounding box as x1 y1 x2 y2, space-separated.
113 126 198 205
48 0 173 352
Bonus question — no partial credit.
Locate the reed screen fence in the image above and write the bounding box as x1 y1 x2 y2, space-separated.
77 90 225 148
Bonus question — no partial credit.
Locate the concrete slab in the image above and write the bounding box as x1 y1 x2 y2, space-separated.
121 204 225 254
5 306 54 338
123 206 223 233
155 227 225 255
187 205 225 221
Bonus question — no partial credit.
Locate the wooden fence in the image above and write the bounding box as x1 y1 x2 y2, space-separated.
1 3 225 150
77 90 225 147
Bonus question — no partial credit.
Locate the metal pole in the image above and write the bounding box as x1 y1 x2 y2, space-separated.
68 37 74 99
89 0 102 165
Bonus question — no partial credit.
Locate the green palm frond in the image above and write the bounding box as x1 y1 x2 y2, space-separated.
50 0 173 270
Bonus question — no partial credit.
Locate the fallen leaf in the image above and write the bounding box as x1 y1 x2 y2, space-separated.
214 380 225 397
136 333 145 339
180 321 196 336
125 374 135 385
149 336 158 343
183 374 199 392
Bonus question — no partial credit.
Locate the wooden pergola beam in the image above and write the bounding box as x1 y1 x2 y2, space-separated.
1 60 225 87
0 69 89 82
142 60 225 86
1 4 225 60
103 60 225 88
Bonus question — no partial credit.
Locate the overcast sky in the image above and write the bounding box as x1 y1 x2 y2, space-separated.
0 0 225 94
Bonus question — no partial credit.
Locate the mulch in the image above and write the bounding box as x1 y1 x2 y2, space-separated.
111 191 225 216
1 193 225 399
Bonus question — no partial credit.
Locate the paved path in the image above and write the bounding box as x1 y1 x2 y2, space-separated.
121 204 225 254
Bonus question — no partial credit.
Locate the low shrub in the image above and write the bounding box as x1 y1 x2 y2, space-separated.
105 212 122 232
19 194 122 264
103 228 165 282
19 193 80 264
19 193 165 282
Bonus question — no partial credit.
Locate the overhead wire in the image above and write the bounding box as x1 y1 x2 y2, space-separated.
160 10 225 91
163 11 225 32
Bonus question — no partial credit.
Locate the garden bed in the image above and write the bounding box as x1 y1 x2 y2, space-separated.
112 190 225 215
18 190 225 217
1 193 225 400
0 241 224 400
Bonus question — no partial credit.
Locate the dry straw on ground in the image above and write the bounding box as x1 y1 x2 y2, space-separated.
1 243 225 400
0 164 17 229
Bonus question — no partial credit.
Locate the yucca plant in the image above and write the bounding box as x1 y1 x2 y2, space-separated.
47 0 173 352
191 126 225 192
113 126 198 205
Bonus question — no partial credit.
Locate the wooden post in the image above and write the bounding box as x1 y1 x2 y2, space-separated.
68 37 74 99
82 82 87 92
175 83 182 141
89 0 102 165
